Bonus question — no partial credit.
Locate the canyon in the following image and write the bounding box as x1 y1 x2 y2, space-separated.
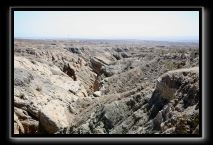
14 39 200 135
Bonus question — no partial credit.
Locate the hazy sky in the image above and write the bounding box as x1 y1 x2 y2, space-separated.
14 11 199 41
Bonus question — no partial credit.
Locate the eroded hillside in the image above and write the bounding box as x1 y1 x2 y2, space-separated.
14 39 200 134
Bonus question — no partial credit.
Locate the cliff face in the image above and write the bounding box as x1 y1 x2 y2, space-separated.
14 39 200 134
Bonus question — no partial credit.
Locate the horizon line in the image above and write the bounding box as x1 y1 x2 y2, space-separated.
14 36 199 43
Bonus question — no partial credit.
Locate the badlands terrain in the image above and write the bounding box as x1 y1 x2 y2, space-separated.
14 39 200 134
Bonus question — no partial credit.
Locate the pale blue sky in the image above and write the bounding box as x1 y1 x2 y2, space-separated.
14 11 199 41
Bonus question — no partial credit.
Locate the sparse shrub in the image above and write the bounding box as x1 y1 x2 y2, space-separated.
190 49 199 58
175 115 190 134
103 87 110 95
157 82 176 100
174 114 199 134
164 61 177 71
189 113 199 129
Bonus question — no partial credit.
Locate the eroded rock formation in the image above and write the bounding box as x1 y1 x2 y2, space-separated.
14 39 200 134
